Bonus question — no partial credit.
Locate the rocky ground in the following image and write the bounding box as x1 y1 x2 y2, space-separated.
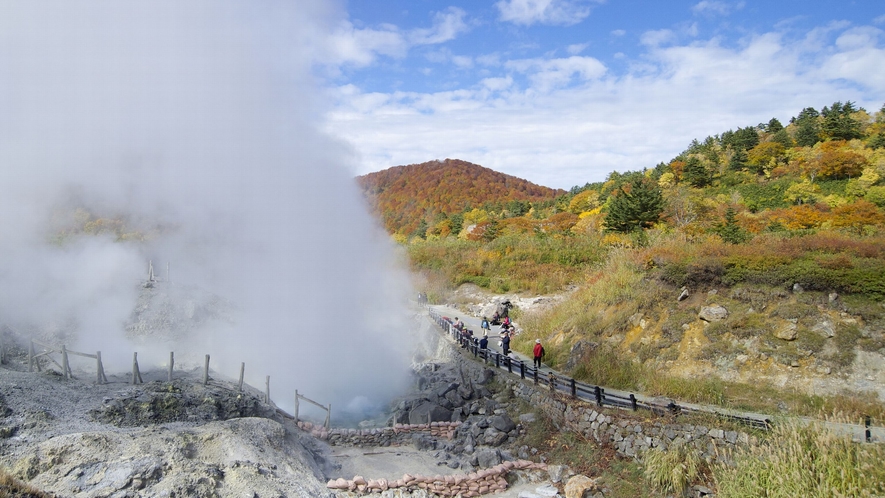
0 296 589 498
0 364 335 498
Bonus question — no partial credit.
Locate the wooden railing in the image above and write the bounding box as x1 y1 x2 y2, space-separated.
429 309 775 430
5 337 331 427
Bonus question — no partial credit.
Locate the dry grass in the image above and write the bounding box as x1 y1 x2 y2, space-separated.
713 419 885 497
0 469 55 498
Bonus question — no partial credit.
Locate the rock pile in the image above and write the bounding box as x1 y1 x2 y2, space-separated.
326 459 545 497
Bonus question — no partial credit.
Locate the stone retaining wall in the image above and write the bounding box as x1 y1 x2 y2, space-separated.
297 420 459 446
494 364 756 463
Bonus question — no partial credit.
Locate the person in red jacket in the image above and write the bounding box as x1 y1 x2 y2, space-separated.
533 339 545 369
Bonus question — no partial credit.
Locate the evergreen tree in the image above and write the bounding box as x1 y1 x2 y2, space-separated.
793 107 821 146
868 132 885 150
412 218 428 239
604 178 665 233
449 213 464 234
766 118 784 133
715 207 750 244
728 147 749 171
821 101 863 141
720 126 759 150
683 157 712 187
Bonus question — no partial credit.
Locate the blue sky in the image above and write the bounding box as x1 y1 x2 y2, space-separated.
316 0 885 189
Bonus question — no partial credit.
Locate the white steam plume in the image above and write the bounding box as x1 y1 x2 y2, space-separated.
0 1 415 420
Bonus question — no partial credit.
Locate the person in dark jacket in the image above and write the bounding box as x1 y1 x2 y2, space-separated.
501 333 511 356
533 339 545 369
479 333 489 350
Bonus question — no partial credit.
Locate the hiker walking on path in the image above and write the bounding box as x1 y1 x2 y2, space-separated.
533 339 545 369
481 316 490 334
501 332 511 356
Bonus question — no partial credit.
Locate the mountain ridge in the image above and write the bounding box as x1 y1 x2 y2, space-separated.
357 158 565 235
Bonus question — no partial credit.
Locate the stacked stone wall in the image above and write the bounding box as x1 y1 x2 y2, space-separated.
446 340 757 463
499 367 755 462
297 420 459 446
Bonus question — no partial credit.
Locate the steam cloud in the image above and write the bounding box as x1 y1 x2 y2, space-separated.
0 1 416 420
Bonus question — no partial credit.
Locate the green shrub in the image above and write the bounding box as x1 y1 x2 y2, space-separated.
660 309 695 343
828 323 861 368
768 302 817 320
728 312 771 339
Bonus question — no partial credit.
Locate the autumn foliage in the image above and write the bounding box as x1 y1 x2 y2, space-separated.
357 158 564 236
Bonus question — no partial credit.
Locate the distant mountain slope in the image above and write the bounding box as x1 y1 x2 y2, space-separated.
357 158 565 234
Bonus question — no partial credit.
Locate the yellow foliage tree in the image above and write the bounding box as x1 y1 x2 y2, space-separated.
568 189 600 214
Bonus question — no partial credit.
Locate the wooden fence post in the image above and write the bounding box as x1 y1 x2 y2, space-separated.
203 354 210 385
64 346 73 379
61 345 69 379
265 376 270 404
325 403 331 429
29 341 34 372
132 352 143 384
294 390 300 422
96 351 105 384
168 352 174 382
238 362 245 391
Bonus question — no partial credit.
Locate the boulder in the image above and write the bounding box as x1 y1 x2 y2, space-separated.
547 464 571 483
409 402 453 424
490 414 516 433
678 287 690 301
519 413 537 424
698 305 728 322
412 433 437 451
812 319 836 338
534 484 561 497
475 448 501 468
775 321 798 341
564 341 599 372
565 475 598 498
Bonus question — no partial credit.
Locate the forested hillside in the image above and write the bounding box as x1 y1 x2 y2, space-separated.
370 101 885 422
356 158 565 236
378 101 885 298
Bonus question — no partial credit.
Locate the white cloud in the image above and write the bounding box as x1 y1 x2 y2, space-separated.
495 0 602 27
321 7 469 69
506 56 607 92
409 7 469 45
567 43 590 55
691 1 743 16
640 29 676 47
325 22 407 67
873 14 885 25
452 55 474 68
481 76 514 91
611 29 626 37
818 27 885 90
327 22 885 189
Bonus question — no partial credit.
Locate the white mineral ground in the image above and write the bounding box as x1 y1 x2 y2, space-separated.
0 305 560 497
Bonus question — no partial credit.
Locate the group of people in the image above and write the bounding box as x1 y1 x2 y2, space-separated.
453 314 544 369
